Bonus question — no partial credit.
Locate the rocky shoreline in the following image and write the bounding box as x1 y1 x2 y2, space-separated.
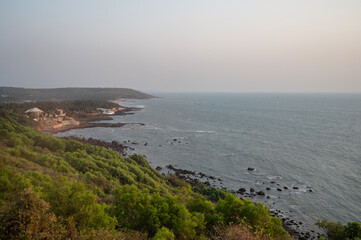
51 107 323 239
157 164 323 240
56 134 323 239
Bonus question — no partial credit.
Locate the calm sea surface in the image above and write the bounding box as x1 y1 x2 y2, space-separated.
56 93 361 230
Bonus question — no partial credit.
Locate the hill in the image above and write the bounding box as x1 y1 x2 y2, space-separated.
0 87 154 102
0 110 291 240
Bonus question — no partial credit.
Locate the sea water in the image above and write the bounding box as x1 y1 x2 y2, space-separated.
55 93 361 230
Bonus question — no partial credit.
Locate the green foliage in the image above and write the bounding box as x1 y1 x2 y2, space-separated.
0 111 297 240
0 188 65 240
345 222 361 239
44 176 117 231
192 181 227 201
316 219 361 240
215 193 289 238
154 227 175 240
166 173 188 188
316 219 345 240
113 185 206 239
6 135 22 147
33 134 65 152
186 194 222 231
0 165 31 204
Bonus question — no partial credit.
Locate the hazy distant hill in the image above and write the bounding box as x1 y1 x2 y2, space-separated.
0 87 154 102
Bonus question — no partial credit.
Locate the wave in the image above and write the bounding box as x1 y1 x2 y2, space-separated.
182 130 215 133
168 127 215 134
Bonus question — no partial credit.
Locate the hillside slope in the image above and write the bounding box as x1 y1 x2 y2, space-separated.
0 110 290 240
0 87 154 102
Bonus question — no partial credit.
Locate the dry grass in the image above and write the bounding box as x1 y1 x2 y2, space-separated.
212 224 270 240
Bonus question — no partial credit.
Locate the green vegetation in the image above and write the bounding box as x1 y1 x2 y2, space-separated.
0 87 154 102
0 110 292 239
316 220 361 240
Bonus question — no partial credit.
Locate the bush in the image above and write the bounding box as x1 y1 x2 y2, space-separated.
0 188 64 240
345 222 361 239
113 185 205 239
6 135 22 147
316 219 361 240
215 193 289 239
33 134 65 152
154 227 175 240
45 177 117 231
186 194 222 231
192 181 227 201
316 219 345 240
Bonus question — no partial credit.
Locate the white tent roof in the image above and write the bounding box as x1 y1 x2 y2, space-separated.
25 107 43 113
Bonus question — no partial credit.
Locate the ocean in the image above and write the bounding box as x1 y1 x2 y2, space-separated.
55 93 361 231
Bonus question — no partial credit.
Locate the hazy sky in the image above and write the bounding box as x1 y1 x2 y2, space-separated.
1 1 361 92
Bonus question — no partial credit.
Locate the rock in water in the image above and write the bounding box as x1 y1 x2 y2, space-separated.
257 191 265 196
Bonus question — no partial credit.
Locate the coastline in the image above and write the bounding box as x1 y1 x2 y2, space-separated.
41 106 141 135
51 106 323 240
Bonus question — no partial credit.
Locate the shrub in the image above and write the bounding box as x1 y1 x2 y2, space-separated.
345 222 361 239
0 188 64 240
316 219 361 240
113 185 205 239
45 177 117 231
316 219 346 240
192 181 227 201
33 134 65 152
154 227 175 240
6 135 22 147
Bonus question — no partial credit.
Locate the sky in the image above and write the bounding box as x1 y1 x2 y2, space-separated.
0 0 361 92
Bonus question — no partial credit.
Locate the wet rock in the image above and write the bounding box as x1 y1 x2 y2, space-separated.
271 181 276 184
238 188 246 193
257 191 265 196
250 188 255 192
156 166 162 171
266 187 271 190
267 196 271 199
173 139 177 141
247 167 255 171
